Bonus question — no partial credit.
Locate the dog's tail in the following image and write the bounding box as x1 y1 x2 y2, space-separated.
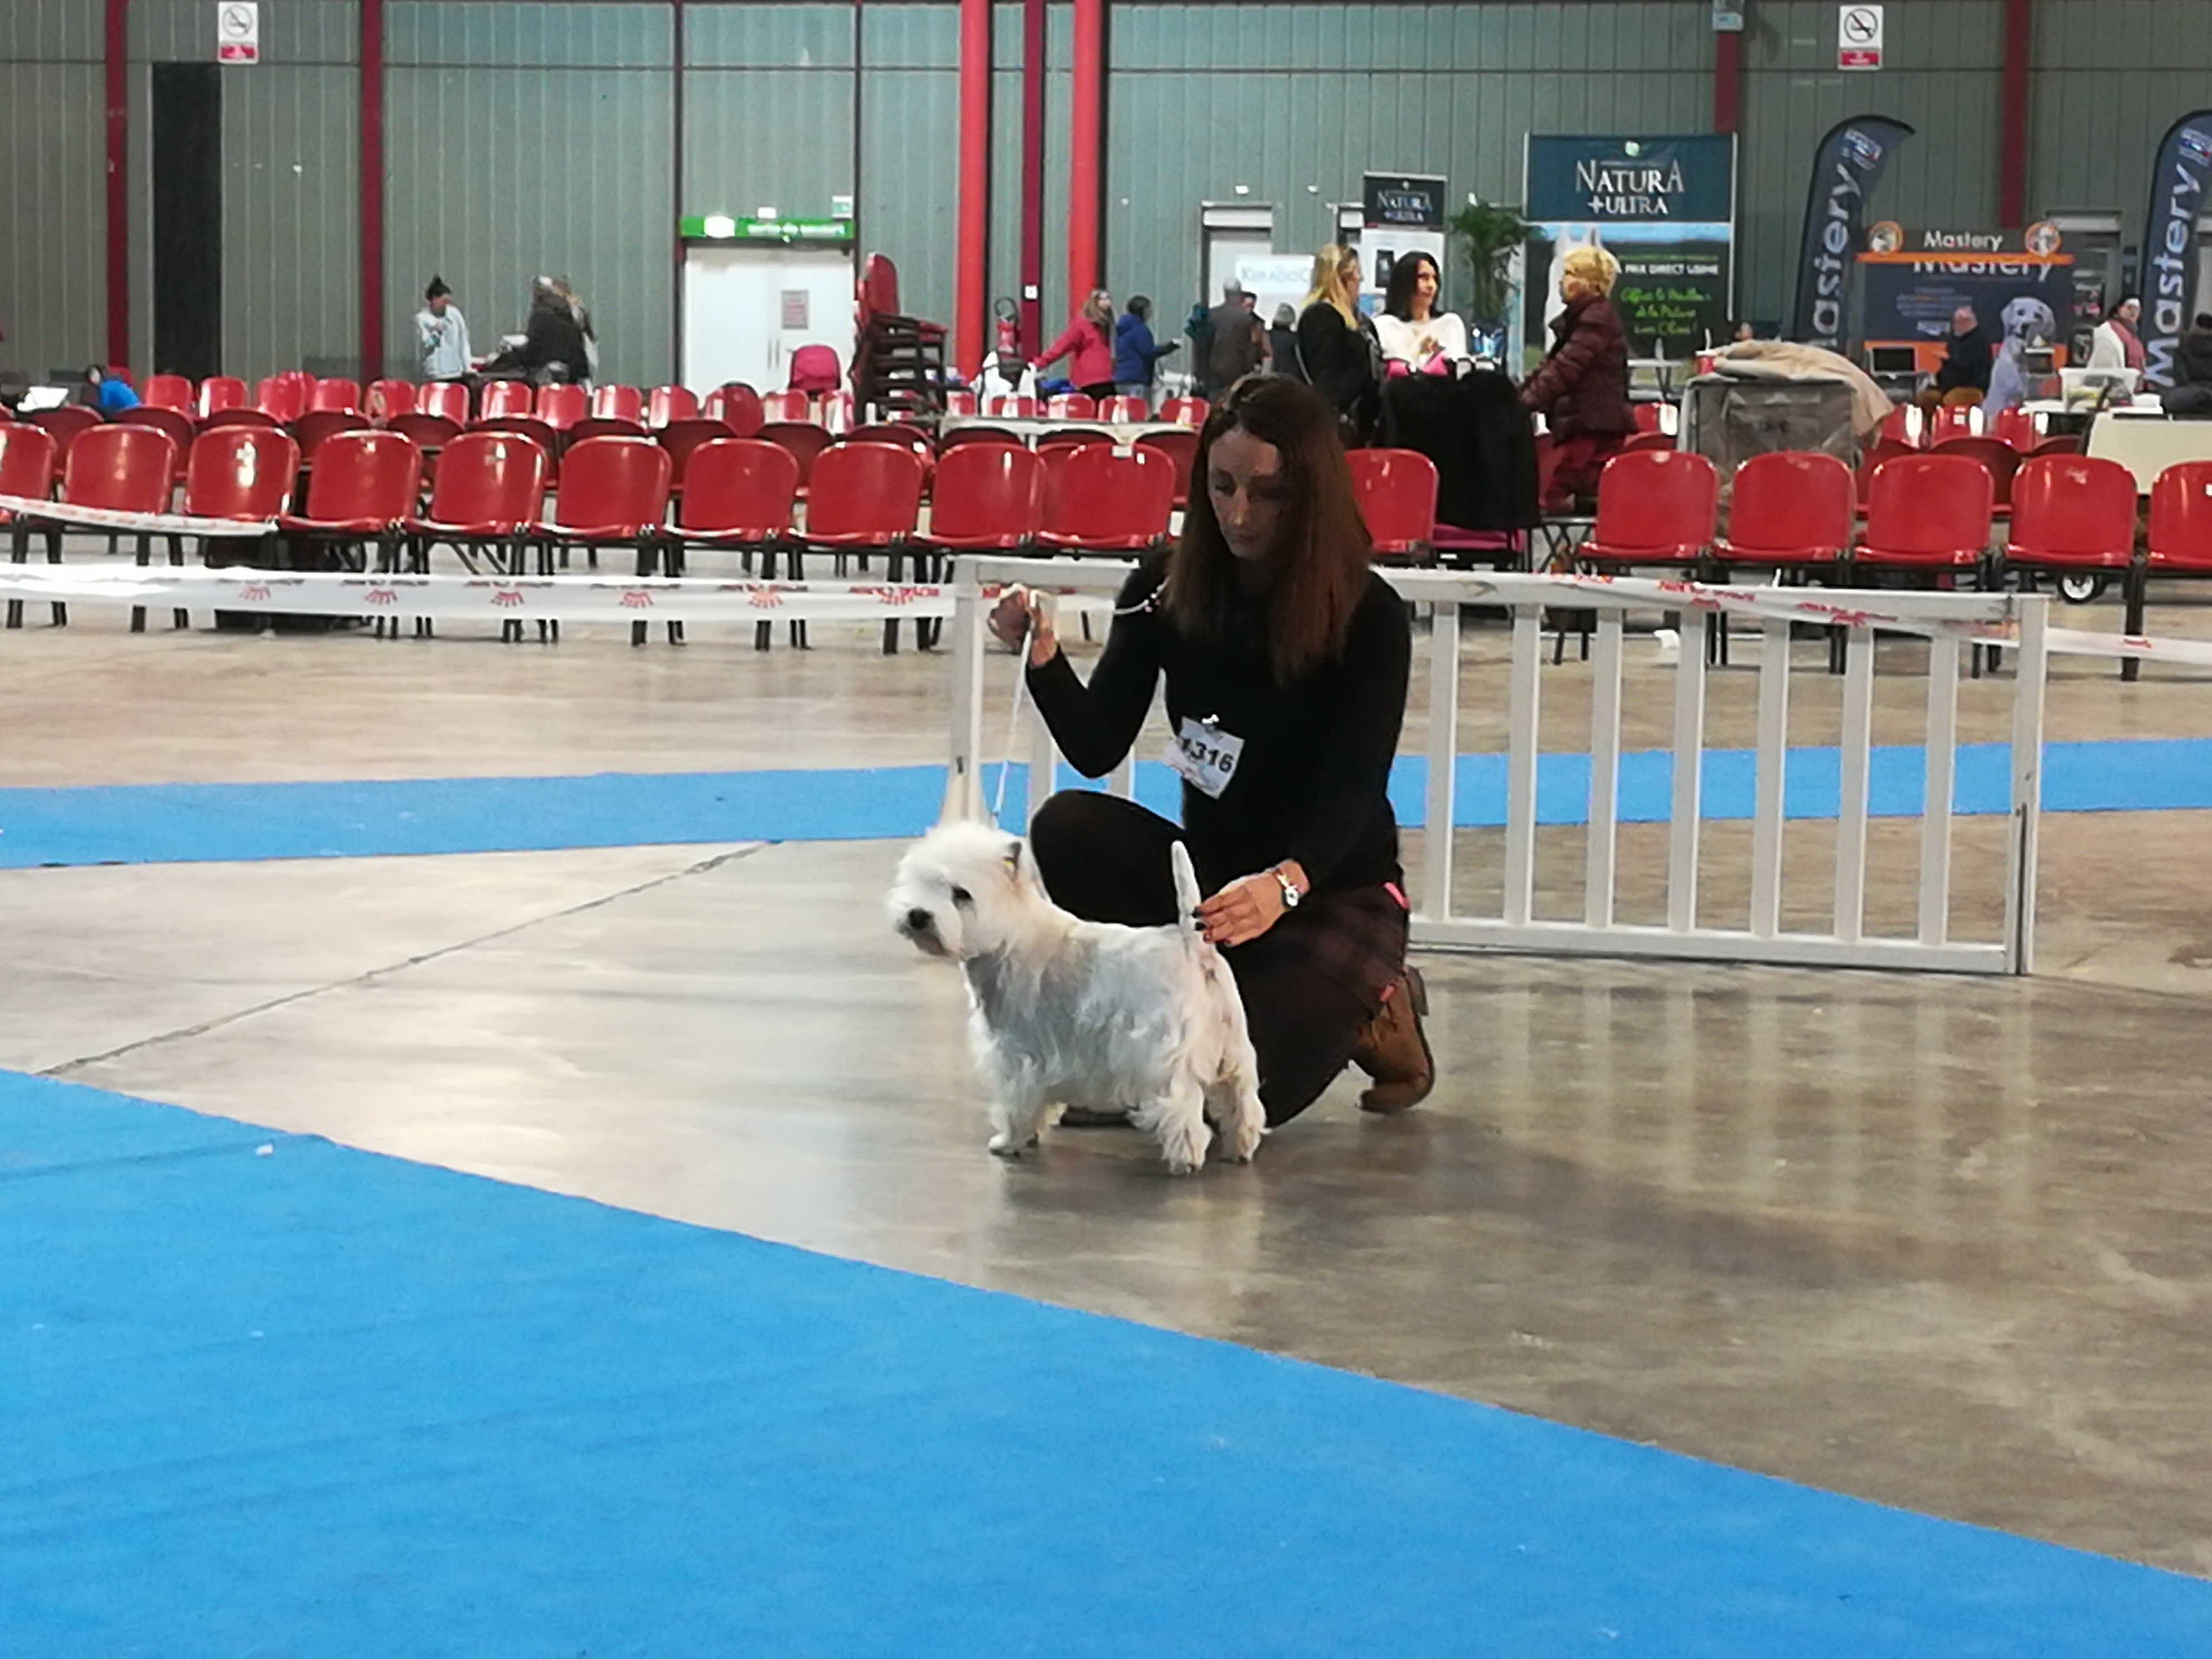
1170 840 1206 950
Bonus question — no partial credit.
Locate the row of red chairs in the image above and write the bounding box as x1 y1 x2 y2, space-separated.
128 370 745 433
1576 448 2212 677
1873 402 2078 456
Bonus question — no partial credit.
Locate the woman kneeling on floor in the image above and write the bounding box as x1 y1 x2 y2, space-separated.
987 375 1433 1128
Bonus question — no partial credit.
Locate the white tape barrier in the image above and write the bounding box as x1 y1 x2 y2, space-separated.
2042 625 2212 668
0 567 961 623
0 493 277 540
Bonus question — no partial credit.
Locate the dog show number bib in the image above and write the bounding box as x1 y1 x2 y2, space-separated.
1167 715 1244 799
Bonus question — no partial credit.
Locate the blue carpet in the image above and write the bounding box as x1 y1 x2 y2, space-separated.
1 736 2210 868
3 1070 2206 1657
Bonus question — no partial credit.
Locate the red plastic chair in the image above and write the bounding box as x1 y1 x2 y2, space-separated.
1098 395 1149 424
2004 455 2137 575
703 383 764 438
1931 435 2021 513
1852 454 1992 578
1133 428 1199 508
1991 408 2037 453
2030 434 2081 457
1621 430 1676 453
1876 404 1920 449
254 376 306 423
293 409 372 466
2129 462 2212 678
646 386 699 428
1037 428 1113 453
668 439 803 648
1714 452 1854 571
816 391 856 432
478 381 535 420
196 376 248 419
1631 402 1665 433
143 374 194 413
115 406 197 477
672 438 799 556
276 430 424 579
402 429 549 589
46 425 180 630
939 425 1023 453
469 415 561 459
1578 450 1718 568
417 381 471 425
846 424 935 484
533 435 673 642
150 426 302 632
982 393 1039 419
1160 396 1208 428
940 389 978 418
199 407 284 434
1037 444 1176 556
758 421 836 489
760 389 813 423
656 419 741 490
1929 404 1980 444
565 416 649 446
536 384 588 433
387 413 462 452
916 443 1044 554
365 379 417 421
310 378 361 414
591 385 645 425
30 405 104 457
0 424 62 629
801 442 928 651
1348 448 1440 562
1046 393 1098 420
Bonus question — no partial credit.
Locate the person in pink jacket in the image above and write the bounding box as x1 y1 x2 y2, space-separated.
1035 289 1118 400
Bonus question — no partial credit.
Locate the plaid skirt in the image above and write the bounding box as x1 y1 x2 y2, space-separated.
1228 879 1410 1018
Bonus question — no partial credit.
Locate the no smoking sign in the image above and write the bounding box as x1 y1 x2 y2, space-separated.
1839 3 1883 70
217 1 260 65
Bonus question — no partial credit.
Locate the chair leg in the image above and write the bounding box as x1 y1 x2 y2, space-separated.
2122 564 2147 682
881 547 903 656
790 545 808 648
662 539 682 645
632 537 656 647
130 533 152 633
169 533 189 630
48 527 66 627
6 519 26 629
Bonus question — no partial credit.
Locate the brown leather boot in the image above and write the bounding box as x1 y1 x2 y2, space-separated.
1352 966 1434 1114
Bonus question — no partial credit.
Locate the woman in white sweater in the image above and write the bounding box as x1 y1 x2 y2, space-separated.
1372 252 1468 371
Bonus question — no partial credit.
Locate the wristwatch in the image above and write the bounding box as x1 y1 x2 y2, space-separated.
1272 866 1303 910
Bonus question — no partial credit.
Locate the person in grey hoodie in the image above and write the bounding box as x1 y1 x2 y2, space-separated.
415 276 473 382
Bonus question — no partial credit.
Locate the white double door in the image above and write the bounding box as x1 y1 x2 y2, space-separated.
681 245 855 394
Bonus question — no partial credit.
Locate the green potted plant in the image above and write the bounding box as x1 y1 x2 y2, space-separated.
1448 197 1532 341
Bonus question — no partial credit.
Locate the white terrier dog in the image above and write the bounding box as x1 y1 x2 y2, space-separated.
886 819 1266 1174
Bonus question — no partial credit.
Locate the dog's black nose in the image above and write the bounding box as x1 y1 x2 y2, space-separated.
905 908 933 932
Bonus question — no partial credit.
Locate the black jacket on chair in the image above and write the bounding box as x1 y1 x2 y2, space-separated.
1380 371 1540 532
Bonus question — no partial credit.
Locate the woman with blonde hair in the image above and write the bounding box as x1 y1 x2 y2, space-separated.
1520 242 1633 511
1295 244 1380 439
1035 287 1118 402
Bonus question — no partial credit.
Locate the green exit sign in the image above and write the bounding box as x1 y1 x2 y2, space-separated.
681 214 855 243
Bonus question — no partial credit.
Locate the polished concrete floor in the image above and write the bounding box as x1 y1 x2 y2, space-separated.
6 583 2212 1578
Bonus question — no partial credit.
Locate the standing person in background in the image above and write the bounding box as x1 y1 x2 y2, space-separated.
484 278 588 386
1185 300 1216 394
1113 295 1177 409
415 276 473 383
1204 283 1267 397
1297 244 1380 440
1373 250 1467 373
550 278 598 389
1035 288 1118 401
1519 243 1632 512
1268 304 1302 379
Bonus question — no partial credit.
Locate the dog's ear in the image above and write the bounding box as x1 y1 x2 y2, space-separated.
1003 840 1023 875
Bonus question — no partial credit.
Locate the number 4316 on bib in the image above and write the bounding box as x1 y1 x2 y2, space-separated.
1166 716 1245 800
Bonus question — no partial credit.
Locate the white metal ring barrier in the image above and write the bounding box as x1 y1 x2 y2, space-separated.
0 567 974 625
947 557 2049 977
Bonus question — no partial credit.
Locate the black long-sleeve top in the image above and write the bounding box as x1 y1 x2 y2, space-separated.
1296 302 1380 433
1026 556 1410 892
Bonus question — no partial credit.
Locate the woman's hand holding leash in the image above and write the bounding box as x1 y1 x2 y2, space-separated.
1199 861 1308 947
987 585 1058 666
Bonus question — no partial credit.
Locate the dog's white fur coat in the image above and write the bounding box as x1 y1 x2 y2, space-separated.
887 819 1266 1173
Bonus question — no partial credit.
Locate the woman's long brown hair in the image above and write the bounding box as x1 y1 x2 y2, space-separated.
1164 376 1374 684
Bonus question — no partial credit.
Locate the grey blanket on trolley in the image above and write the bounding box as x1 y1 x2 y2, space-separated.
1376 371 1541 532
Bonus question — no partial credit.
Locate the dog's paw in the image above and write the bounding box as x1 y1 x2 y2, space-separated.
987 1130 1040 1158
1221 1123 1264 1164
